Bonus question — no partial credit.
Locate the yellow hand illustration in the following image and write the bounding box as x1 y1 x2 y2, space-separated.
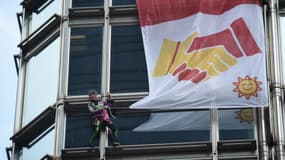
153 32 237 82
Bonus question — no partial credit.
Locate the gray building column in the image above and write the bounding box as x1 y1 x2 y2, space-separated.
12 6 30 160
268 0 285 159
257 107 270 160
99 0 112 159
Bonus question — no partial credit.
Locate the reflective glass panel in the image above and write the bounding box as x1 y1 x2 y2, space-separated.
114 110 210 145
219 109 254 140
112 0 136 5
23 38 60 126
21 128 54 160
68 27 103 95
65 114 99 148
110 25 149 93
72 0 104 7
29 0 61 34
65 110 210 147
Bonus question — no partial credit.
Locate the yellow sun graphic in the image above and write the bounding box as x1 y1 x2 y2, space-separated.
233 75 262 100
235 109 253 124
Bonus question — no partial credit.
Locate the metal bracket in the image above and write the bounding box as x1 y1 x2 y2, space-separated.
13 54 20 76
16 12 23 33
6 147 12 160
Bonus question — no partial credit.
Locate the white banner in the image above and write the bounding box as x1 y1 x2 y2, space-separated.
131 0 268 109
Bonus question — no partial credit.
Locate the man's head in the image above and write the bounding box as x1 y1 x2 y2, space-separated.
88 89 98 101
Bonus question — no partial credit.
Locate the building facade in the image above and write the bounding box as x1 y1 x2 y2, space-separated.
8 0 285 160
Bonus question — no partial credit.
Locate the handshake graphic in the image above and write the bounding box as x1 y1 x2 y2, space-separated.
152 18 262 83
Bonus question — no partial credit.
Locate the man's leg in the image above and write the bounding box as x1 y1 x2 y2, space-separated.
89 120 101 146
103 121 120 146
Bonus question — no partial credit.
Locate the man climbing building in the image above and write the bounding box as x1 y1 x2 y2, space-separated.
88 89 120 147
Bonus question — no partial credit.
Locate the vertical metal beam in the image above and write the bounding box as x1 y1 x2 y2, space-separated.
54 104 65 159
101 0 111 94
256 4 271 160
268 0 285 159
53 0 66 160
211 108 219 160
57 0 70 100
257 108 270 160
99 0 112 159
54 0 69 159
12 6 30 160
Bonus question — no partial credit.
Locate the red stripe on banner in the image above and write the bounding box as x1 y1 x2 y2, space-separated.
187 29 244 58
230 18 262 56
137 0 262 26
167 42 181 73
191 71 207 83
173 63 187 76
178 68 199 81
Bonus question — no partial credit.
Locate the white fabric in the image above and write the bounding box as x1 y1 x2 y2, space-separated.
131 4 268 109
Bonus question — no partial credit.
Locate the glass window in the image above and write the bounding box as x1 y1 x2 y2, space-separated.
114 110 210 145
65 110 210 147
29 0 61 34
65 114 99 148
23 38 60 126
72 0 104 8
112 0 136 5
21 128 54 160
68 27 103 95
110 25 149 93
219 109 254 140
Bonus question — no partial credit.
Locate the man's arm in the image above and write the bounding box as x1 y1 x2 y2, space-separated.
88 102 104 113
105 93 115 108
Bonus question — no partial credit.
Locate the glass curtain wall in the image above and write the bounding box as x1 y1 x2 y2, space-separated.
28 0 61 34
23 38 60 126
66 0 211 149
21 128 55 160
68 27 103 95
72 0 104 7
219 109 254 140
110 25 148 93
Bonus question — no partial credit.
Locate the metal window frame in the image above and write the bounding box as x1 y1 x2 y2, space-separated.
63 1 262 160
281 9 285 16
12 6 30 160
17 12 23 33
18 14 61 60
40 154 54 160
63 100 212 157
13 54 21 76
6 147 12 160
21 0 54 14
10 106 56 148
61 142 212 160
66 1 142 98
66 25 104 98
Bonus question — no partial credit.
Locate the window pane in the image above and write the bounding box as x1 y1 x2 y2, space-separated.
112 0 136 5
65 110 210 147
72 0 104 8
65 115 99 148
21 128 54 160
23 38 60 126
219 109 254 140
29 0 61 34
68 27 103 95
115 110 210 145
110 25 148 93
